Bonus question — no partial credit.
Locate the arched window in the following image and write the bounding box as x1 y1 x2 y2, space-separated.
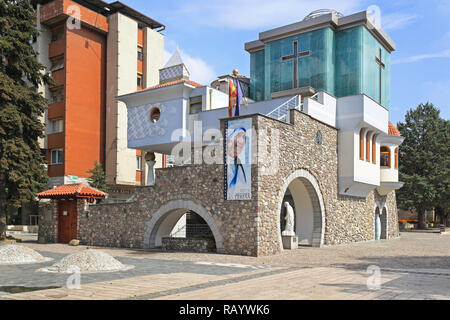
395 147 399 169
359 128 364 160
366 131 372 162
380 146 390 168
372 135 377 164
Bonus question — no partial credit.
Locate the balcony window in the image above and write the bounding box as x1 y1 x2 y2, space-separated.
50 149 63 165
395 147 399 169
136 156 142 171
50 89 64 104
359 128 364 160
189 96 202 114
137 46 143 61
50 119 63 134
380 146 390 168
51 29 64 42
51 57 64 72
366 131 371 162
372 135 377 164
137 74 143 88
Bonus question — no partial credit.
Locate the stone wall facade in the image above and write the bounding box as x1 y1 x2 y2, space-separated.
162 237 216 253
38 200 58 243
38 199 87 244
40 111 400 256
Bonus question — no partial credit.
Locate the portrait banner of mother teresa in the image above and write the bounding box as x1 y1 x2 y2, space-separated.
225 118 252 200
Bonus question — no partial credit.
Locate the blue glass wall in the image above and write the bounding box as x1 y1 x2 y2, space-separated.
335 26 363 98
249 24 391 109
263 27 335 100
250 49 265 101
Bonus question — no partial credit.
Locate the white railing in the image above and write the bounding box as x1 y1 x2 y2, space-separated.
310 92 320 102
266 95 302 122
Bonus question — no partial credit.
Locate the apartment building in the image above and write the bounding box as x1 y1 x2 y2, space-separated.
32 0 166 199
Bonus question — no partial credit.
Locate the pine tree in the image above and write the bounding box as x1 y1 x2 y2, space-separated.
0 0 52 237
87 161 108 193
397 103 450 229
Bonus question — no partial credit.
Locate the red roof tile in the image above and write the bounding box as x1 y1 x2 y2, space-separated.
388 122 401 136
140 79 203 93
38 184 107 199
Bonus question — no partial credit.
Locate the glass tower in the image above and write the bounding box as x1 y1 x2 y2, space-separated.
249 25 391 109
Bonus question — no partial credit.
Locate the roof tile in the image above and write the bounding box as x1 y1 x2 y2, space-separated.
38 184 107 199
388 122 401 136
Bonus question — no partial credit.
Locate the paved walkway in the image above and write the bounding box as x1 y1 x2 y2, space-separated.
1 232 449 300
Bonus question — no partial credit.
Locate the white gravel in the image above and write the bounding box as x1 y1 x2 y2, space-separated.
38 249 134 274
0 244 53 265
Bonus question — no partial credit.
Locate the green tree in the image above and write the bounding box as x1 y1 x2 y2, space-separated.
0 0 52 237
397 103 450 229
87 161 108 193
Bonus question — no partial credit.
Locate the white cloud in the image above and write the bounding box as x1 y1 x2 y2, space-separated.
381 12 419 31
177 0 362 30
392 49 450 64
164 41 216 85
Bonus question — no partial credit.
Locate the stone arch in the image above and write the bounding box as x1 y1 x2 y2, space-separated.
143 200 224 253
277 169 325 251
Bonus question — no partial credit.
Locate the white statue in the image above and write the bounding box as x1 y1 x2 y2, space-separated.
145 152 156 186
282 202 295 236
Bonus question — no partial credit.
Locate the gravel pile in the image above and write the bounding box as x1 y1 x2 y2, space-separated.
0 244 53 265
39 249 134 274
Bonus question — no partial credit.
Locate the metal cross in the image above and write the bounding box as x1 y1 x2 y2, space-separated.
281 40 310 89
375 48 386 104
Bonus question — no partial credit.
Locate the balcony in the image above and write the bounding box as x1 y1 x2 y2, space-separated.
50 69 65 87
49 39 65 58
48 102 65 119
40 0 108 33
47 132 65 150
377 135 404 196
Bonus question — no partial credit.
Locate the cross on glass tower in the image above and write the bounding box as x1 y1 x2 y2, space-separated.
375 48 385 104
281 40 311 89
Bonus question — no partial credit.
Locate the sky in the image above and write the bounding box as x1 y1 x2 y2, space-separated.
121 0 450 124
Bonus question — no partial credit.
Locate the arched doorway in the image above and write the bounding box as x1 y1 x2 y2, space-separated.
143 200 224 253
374 206 388 240
278 170 325 250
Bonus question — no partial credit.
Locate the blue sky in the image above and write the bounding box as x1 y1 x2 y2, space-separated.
122 0 450 124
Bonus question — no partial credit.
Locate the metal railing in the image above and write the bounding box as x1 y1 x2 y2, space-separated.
266 95 302 122
170 223 213 238
186 224 213 238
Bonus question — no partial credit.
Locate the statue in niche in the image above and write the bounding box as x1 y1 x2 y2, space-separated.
282 202 295 236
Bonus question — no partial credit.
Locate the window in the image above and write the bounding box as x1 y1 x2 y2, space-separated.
50 89 64 104
136 156 142 171
380 146 390 168
137 46 143 61
372 135 377 164
50 149 63 165
51 29 64 42
189 96 202 114
359 128 364 160
366 131 371 161
395 147 399 169
51 57 64 72
50 119 63 134
137 74 143 88
150 107 160 123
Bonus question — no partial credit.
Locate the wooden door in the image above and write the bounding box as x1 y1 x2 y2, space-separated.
58 200 78 243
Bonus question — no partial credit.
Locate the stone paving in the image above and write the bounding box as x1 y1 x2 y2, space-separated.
0 232 449 300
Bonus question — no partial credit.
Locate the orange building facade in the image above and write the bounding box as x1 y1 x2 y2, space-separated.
33 0 166 198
